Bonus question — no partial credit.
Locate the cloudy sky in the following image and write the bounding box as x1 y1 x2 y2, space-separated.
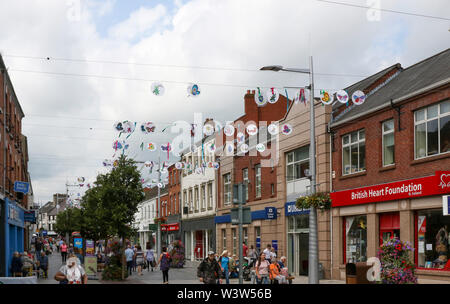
0 0 448 205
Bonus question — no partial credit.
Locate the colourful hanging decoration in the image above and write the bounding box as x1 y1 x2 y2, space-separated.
203 124 214 136
141 122 156 134
236 132 245 144
112 140 123 151
268 123 279 136
336 90 349 104
224 124 235 137
351 90 366 105
187 83 201 97
175 162 183 170
114 122 124 132
207 142 216 153
295 88 307 105
147 142 156 151
151 82 165 96
240 143 249 154
254 87 267 106
256 143 266 153
161 142 172 160
281 123 293 135
320 90 334 105
246 124 258 136
266 87 279 104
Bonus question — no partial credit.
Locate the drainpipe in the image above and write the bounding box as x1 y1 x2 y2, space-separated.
328 122 333 278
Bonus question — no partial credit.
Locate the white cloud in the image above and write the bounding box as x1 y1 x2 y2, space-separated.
0 0 448 204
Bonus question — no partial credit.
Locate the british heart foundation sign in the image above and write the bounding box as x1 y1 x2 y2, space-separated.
331 171 450 207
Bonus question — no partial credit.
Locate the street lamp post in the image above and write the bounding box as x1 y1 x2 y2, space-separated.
260 57 319 284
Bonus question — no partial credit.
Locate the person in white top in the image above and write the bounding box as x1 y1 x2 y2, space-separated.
263 244 272 262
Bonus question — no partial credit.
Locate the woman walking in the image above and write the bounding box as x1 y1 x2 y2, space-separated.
135 245 145 276
156 246 171 284
219 250 230 284
255 252 270 284
60 241 68 263
145 244 155 272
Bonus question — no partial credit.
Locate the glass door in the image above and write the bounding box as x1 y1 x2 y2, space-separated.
299 233 309 276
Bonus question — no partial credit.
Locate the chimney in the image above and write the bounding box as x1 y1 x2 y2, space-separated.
244 90 257 116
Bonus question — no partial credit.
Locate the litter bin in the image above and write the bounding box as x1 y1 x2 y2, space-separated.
355 262 372 284
345 263 357 284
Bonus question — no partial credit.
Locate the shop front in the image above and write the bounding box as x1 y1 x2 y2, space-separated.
165 214 182 247
331 171 450 281
1 198 25 276
182 216 215 261
285 202 309 276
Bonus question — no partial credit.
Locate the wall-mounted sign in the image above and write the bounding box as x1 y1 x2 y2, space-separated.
161 223 179 231
331 171 450 207
265 207 277 220
285 202 310 216
14 181 30 194
148 223 158 231
24 211 36 223
272 240 278 251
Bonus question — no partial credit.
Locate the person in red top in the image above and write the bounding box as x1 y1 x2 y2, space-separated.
60 241 68 263
242 242 248 258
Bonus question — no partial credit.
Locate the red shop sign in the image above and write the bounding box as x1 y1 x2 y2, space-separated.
161 223 179 232
331 171 450 207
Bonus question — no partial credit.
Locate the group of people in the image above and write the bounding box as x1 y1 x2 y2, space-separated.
197 242 293 284
10 250 49 278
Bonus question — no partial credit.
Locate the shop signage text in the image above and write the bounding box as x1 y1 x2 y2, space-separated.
14 181 30 194
331 171 450 207
161 223 179 231
285 202 310 216
265 207 277 220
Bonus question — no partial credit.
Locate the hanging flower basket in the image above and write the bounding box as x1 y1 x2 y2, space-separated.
296 192 331 210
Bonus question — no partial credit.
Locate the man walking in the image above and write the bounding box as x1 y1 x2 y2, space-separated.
197 251 222 284
125 244 134 276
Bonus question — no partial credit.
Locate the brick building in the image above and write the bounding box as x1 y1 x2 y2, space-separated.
165 164 182 245
0 54 32 276
330 49 450 281
215 90 288 259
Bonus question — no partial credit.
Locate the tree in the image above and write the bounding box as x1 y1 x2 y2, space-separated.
92 155 144 279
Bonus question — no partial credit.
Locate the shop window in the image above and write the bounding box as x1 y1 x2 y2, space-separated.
382 119 395 166
415 100 450 159
417 209 450 269
345 216 367 263
342 130 365 175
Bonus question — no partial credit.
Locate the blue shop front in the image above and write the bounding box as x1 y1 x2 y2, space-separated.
0 198 25 276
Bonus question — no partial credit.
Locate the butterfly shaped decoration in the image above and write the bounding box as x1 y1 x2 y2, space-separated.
336 90 349 104
187 84 201 97
141 122 156 134
151 82 165 96
114 122 124 132
281 124 293 135
254 87 267 106
266 87 279 104
320 90 334 105
147 142 156 151
351 90 366 105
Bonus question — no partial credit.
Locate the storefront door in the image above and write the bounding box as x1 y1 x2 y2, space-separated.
298 232 309 275
288 232 309 276
379 212 400 245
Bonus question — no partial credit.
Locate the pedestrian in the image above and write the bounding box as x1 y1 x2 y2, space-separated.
255 252 270 284
54 254 87 284
74 247 84 265
35 238 42 259
270 248 277 261
156 246 171 284
247 245 258 267
11 252 23 277
135 245 145 276
60 241 68 263
68 244 74 255
56 239 60 253
132 244 137 272
242 241 248 257
38 251 49 279
124 244 134 276
269 258 286 284
197 251 222 284
219 250 230 284
21 252 35 276
145 244 155 272
263 244 272 262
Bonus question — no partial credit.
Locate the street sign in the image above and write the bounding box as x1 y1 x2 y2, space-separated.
231 207 251 225
233 183 245 205
24 210 36 223
256 237 260 249
148 223 158 231
14 181 30 194
272 240 278 251
42 230 47 236
265 207 277 220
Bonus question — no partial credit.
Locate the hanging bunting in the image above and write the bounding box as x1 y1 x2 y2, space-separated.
246 124 258 136
147 142 156 151
141 122 156 134
320 90 334 105
114 122 124 132
295 88 307 105
352 90 366 105
175 162 183 170
336 90 349 104
213 162 220 170
112 140 124 151
161 142 172 160
254 87 267 106
256 143 266 153
224 124 235 137
236 132 245 144
240 143 249 154
151 82 165 96
207 143 216 153
187 83 201 97
268 123 279 136
281 123 293 135
203 124 214 136
266 87 279 104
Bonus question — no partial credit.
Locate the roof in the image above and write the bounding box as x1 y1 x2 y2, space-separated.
143 186 168 201
331 48 450 125
0 54 25 118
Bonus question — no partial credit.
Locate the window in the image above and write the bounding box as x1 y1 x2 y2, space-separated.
255 226 261 250
415 101 450 159
201 185 206 209
243 168 249 201
342 130 366 175
222 229 227 250
417 209 450 269
271 183 275 196
194 187 199 211
255 165 261 198
189 189 193 211
184 191 187 208
243 227 248 245
232 228 237 255
207 183 213 209
224 173 231 205
345 216 367 263
382 119 395 166
286 146 309 182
